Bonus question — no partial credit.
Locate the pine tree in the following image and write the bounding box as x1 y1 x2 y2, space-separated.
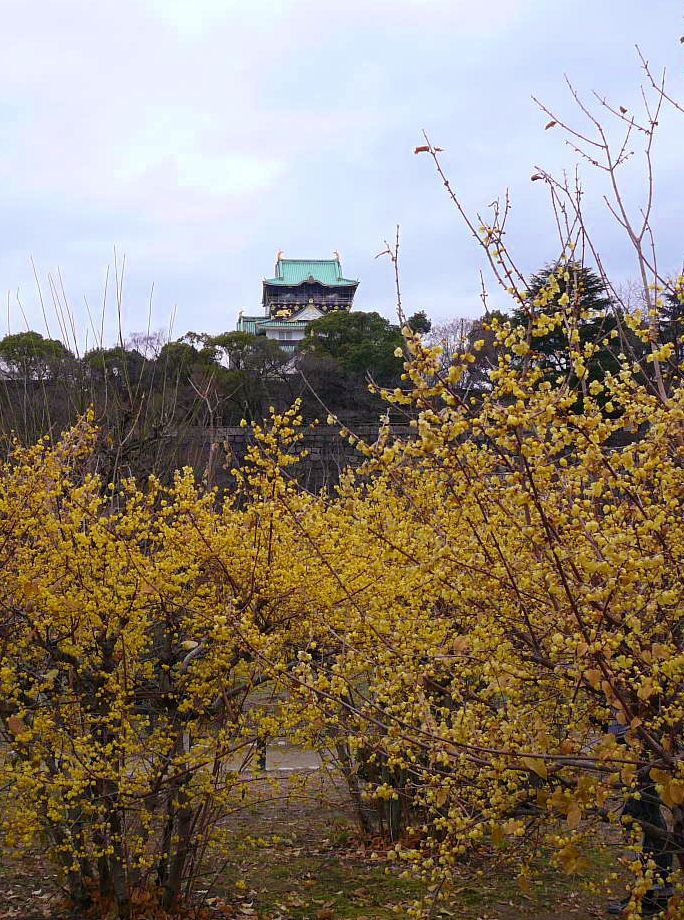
512 262 621 390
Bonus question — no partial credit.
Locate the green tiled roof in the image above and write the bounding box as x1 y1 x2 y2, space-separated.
236 314 310 334
236 315 261 335
265 258 357 288
257 320 309 330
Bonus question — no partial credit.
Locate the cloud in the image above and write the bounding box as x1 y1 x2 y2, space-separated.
0 0 682 343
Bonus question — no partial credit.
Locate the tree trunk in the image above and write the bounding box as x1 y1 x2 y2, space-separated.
335 740 376 836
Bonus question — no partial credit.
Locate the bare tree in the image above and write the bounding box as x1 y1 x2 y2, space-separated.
425 318 475 363
125 329 169 359
416 48 683 404
529 49 683 402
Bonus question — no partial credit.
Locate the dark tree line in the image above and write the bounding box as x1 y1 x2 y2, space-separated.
1 273 680 485
0 311 425 483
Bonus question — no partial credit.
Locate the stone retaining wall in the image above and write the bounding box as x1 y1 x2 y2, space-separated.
190 424 415 491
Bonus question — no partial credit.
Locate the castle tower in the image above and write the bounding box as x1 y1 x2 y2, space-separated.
236 253 358 354
263 254 358 319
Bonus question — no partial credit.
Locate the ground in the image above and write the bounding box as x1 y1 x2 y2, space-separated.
0 747 661 919
213 760 608 920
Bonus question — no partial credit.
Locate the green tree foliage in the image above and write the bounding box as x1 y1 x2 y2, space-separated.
157 340 205 377
0 331 73 380
302 310 404 384
511 262 620 389
84 346 147 385
202 332 287 422
659 282 684 392
0 319 406 481
210 331 287 375
406 310 431 334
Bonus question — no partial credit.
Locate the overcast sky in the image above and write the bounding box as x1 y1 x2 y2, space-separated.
1 0 683 349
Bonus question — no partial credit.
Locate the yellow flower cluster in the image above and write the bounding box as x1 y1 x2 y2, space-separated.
1 289 682 915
